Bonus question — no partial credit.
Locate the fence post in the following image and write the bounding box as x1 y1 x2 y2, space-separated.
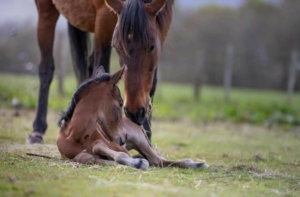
224 44 234 102
194 50 204 101
287 50 298 104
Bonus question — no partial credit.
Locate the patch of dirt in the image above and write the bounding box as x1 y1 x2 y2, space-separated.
0 141 61 158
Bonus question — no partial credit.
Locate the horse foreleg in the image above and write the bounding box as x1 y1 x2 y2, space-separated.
92 140 149 170
93 7 117 73
124 118 209 169
142 68 158 142
29 0 59 144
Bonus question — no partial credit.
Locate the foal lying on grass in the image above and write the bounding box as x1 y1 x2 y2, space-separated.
56 67 209 170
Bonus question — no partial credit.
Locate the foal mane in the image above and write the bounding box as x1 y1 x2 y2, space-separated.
58 73 111 128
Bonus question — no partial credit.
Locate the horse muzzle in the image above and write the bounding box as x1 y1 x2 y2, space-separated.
124 107 146 126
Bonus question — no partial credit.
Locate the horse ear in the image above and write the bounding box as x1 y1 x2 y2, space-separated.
145 0 167 16
105 0 124 15
91 66 106 78
110 65 126 85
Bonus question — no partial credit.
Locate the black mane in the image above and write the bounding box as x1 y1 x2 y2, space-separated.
118 0 150 54
117 0 174 54
58 73 111 128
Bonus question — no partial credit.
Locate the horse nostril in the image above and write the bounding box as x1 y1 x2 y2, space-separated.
135 107 145 124
124 107 131 118
124 107 145 125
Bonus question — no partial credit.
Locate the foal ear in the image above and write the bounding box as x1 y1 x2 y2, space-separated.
105 0 124 15
110 66 126 85
91 66 106 78
145 0 167 16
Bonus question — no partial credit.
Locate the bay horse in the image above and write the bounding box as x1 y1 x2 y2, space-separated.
56 67 209 170
29 0 174 143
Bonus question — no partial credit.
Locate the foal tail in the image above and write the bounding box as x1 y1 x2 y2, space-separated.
68 22 90 85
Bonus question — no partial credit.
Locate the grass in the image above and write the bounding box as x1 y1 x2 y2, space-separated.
0 73 299 127
0 73 300 196
0 109 299 196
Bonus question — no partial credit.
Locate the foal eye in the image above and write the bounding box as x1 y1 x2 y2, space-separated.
148 45 155 53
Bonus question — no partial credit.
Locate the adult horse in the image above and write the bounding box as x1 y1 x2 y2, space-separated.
29 0 174 143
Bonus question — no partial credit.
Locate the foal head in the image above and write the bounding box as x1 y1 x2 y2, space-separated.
105 0 168 125
59 66 125 143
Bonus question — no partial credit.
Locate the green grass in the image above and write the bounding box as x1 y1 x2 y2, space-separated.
1 73 299 127
0 109 299 197
0 73 300 196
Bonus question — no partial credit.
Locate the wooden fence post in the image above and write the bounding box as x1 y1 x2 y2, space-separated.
194 50 204 101
223 44 234 102
287 50 298 104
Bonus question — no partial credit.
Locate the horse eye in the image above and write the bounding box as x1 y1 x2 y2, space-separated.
148 45 155 53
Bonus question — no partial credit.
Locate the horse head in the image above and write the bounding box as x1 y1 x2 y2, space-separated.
105 0 167 125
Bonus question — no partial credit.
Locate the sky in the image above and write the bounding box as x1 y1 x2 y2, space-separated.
0 0 244 24
0 0 281 26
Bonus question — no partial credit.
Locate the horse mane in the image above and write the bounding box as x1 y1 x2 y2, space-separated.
117 0 174 54
118 0 150 55
58 73 111 128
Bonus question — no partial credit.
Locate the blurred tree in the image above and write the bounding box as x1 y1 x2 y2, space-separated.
161 0 300 91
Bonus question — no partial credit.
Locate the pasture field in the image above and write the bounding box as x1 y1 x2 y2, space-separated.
0 74 300 196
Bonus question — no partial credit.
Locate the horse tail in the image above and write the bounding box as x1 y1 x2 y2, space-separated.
68 22 90 84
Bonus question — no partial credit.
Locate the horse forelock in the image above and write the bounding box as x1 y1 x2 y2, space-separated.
118 0 150 55
58 73 111 128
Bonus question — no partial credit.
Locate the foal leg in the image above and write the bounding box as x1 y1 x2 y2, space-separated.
73 152 117 166
92 140 149 171
29 0 59 144
124 118 209 169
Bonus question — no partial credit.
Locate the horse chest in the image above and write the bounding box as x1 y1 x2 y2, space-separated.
52 0 96 32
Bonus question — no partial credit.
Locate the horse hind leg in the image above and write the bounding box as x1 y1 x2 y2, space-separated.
29 0 59 144
68 23 90 84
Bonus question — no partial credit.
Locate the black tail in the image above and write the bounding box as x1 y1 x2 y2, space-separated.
68 22 90 85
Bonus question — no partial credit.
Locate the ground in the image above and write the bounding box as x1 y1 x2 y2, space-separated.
0 108 299 197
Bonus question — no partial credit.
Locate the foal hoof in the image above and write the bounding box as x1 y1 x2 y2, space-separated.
27 132 44 144
133 158 149 171
194 162 210 169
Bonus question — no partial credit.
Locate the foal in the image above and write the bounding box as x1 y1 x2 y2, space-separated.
57 67 209 170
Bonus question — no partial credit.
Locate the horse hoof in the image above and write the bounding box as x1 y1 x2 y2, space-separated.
133 158 149 171
27 132 44 144
195 162 210 169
